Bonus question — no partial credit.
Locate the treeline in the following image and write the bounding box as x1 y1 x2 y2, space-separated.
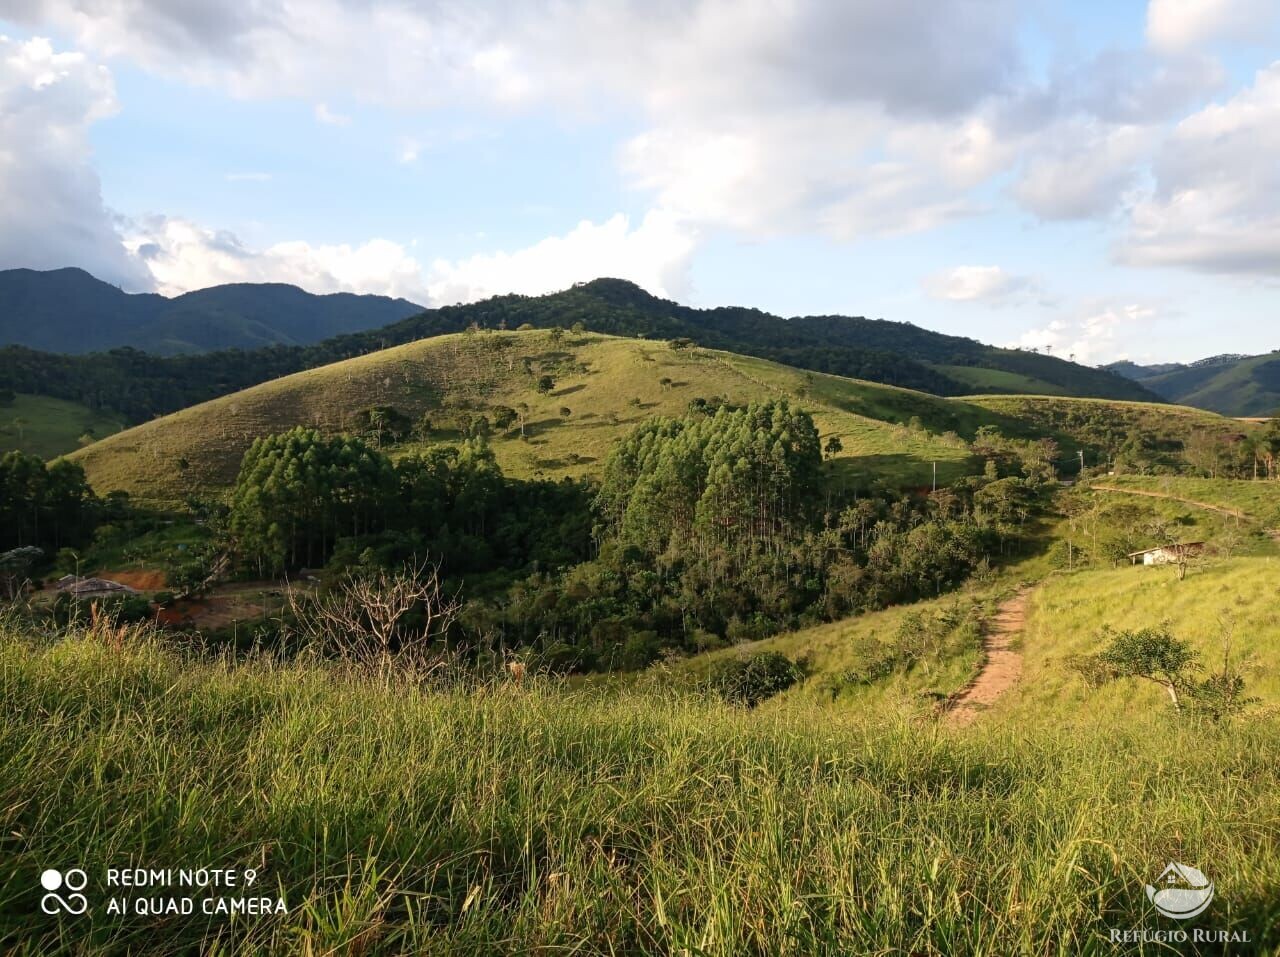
0 451 102 553
470 401 1048 671
227 427 592 578
0 279 1155 425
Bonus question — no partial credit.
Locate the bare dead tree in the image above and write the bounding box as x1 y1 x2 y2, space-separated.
286 559 461 669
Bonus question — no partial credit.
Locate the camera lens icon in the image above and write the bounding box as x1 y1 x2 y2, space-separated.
40 868 88 915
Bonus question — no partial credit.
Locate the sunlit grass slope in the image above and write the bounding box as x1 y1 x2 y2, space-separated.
963 394 1255 455
2 621 1277 954
69 331 1007 504
1092 475 1280 527
932 364 1072 396
1001 556 1280 724
660 585 1002 712
0 394 123 460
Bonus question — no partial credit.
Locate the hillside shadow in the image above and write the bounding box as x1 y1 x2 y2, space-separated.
553 384 586 397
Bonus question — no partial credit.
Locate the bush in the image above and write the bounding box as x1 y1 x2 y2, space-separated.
710 651 804 707
620 630 662 671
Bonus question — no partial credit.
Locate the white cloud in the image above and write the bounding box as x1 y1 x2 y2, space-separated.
1012 120 1150 221
426 209 697 304
122 209 697 306
396 137 420 164
8 0 1029 243
924 265 1041 305
1010 302 1160 364
125 217 431 301
1118 61 1280 275
0 35 150 289
1147 0 1278 51
313 101 350 126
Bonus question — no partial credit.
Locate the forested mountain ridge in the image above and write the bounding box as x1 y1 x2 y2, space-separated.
0 267 423 355
2 275 1158 427
1105 351 1280 417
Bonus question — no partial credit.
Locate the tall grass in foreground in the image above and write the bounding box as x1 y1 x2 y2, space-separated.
1 620 1278 955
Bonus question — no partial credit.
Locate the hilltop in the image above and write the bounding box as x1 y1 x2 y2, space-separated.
2 275 1157 436
68 330 1020 504
0 267 422 355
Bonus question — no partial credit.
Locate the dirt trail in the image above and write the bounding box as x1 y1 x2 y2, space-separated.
1089 485 1248 520
945 587 1032 727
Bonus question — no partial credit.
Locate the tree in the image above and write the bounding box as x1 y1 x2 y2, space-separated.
536 374 555 394
1070 626 1198 709
0 451 98 552
1071 624 1255 720
228 428 396 573
824 436 844 458
285 559 461 668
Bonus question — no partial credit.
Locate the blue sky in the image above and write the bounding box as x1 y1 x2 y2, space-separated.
1 0 1278 364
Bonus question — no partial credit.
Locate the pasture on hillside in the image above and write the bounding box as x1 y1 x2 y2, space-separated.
1 616 1277 954
68 331 994 505
0 395 122 460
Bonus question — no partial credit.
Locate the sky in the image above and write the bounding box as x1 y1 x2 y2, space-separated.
1 0 1278 365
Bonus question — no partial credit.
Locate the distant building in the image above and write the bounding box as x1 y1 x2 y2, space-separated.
1127 543 1205 566
56 575 138 598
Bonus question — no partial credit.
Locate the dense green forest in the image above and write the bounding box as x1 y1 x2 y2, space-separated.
0 278 1158 426
227 427 592 578
0 451 101 554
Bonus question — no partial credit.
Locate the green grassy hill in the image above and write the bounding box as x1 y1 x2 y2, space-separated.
1008 556 1280 718
69 331 1016 504
1145 352 1280 418
5 594 1278 952
1108 351 1280 417
1088 475 1280 527
963 394 1254 466
2 276 1160 431
0 394 124 460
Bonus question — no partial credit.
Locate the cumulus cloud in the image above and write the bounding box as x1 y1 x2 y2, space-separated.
6 0 1021 116
125 217 432 301
121 210 697 306
923 265 1042 305
1118 61 1280 275
425 209 697 304
1147 0 1278 52
0 35 150 289
7 0 1029 243
1010 302 1161 364
1012 120 1150 221
3 0 1265 304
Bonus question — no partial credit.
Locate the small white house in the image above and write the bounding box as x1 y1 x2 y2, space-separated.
1127 542 1205 566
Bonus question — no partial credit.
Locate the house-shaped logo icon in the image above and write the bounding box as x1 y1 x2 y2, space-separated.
1145 862 1214 920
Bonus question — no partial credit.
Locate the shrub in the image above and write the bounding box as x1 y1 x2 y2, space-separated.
710 651 804 707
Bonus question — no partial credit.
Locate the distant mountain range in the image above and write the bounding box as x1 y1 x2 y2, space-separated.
0 271 1159 425
0 267 423 354
1104 353 1280 417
